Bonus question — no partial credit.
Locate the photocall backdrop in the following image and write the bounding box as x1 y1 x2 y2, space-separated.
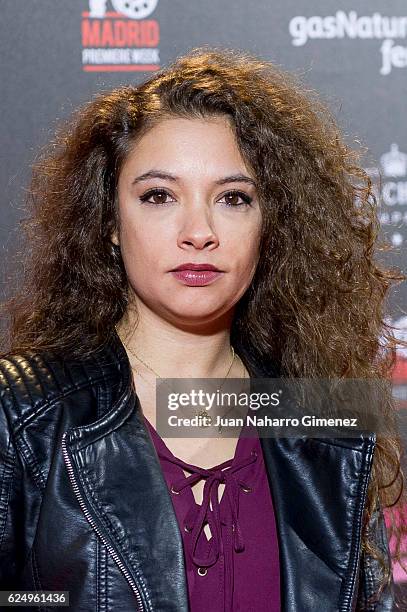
1 0 407 591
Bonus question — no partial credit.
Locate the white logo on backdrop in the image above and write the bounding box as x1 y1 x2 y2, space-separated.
288 11 407 75
381 144 407 178
369 144 407 246
89 0 159 19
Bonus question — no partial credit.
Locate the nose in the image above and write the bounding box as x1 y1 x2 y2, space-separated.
177 206 220 250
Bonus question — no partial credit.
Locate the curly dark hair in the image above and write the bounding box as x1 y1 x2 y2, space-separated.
1 46 406 607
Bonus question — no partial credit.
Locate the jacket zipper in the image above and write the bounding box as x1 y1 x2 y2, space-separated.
340 439 375 612
61 432 145 612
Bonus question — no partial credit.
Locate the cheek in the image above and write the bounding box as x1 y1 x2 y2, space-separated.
228 224 261 272
120 225 150 271
119 220 172 285
238 248 260 278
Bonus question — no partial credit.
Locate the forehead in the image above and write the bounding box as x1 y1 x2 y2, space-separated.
135 114 236 144
121 115 251 178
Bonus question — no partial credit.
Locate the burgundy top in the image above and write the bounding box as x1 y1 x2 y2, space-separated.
143 414 281 611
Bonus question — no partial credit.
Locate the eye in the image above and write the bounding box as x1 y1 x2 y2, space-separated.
218 190 253 208
139 188 176 206
138 188 253 208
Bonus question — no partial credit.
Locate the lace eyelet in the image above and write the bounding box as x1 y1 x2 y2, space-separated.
170 484 180 495
251 449 257 458
240 484 252 493
197 567 208 576
184 523 193 532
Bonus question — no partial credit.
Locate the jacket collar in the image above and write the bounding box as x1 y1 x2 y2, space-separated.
63 329 376 612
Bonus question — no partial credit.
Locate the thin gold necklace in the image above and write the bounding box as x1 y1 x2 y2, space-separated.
118 330 243 432
132 353 248 433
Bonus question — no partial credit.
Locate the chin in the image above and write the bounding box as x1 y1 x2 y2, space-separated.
163 304 230 326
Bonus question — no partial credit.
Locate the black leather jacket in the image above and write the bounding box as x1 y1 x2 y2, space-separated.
0 330 395 611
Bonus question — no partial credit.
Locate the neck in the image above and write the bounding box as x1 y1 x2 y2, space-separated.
116 300 237 380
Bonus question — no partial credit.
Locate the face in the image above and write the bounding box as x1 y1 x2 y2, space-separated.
113 115 262 329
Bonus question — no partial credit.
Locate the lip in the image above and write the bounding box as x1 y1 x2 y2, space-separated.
170 263 222 272
170 269 224 286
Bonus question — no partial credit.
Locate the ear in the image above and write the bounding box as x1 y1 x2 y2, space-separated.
110 230 120 246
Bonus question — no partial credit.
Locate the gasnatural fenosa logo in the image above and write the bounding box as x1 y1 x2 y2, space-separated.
82 0 160 72
289 10 407 76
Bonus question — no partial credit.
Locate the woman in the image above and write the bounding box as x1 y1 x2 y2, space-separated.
0 47 406 611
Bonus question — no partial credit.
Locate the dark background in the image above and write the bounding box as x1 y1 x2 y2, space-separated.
1 0 406 595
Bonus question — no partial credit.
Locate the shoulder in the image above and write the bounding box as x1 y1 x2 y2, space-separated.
0 336 130 500
0 348 113 431
0 332 132 439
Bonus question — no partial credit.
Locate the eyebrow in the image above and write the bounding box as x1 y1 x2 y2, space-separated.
132 170 256 187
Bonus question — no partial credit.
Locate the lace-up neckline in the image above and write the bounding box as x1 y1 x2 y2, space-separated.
143 415 259 611
167 446 258 568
